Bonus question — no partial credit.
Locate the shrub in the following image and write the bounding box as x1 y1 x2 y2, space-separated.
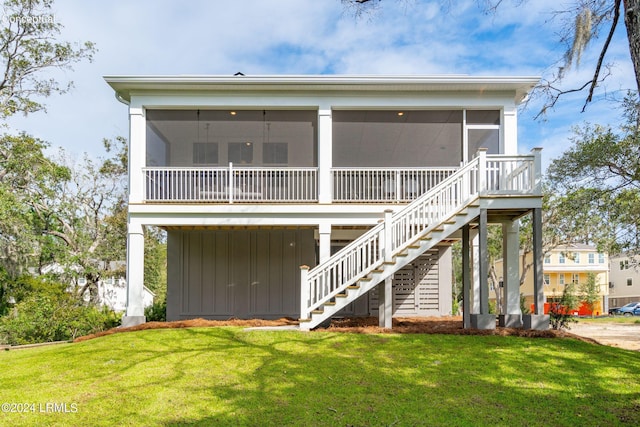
549 282 580 330
0 292 120 345
451 298 460 316
145 297 166 322
520 293 531 315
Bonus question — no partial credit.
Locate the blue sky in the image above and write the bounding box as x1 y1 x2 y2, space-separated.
6 0 636 170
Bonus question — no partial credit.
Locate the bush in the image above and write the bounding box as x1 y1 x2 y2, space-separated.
549 282 580 330
451 298 460 316
144 297 166 322
520 294 531 315
0 292 121 345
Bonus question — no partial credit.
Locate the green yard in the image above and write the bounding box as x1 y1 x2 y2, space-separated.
1 327 639 426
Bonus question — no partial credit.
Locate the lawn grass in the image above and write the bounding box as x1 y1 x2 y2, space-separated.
1 327 639 426
577 316 640 324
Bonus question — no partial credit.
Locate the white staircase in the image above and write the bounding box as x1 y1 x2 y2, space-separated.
299 150 540 330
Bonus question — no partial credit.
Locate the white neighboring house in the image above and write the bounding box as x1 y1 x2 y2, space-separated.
609 254 640 307
106 74 548 330
75 276 155 313
40 263 155 313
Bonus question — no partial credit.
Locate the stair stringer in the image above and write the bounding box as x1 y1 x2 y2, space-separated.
300 199 480 330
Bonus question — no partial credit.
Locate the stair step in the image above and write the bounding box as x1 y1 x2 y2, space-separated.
444 219 456 224
408 244 420 249
432 227 444 232
325 301 336 306
383 261 395 265
396 252 409 257
299 318 311 323
336 293 348 298
348 284 363 289
372 269 384 274
456 210 468 216
420 235 433 241
312 310 324 315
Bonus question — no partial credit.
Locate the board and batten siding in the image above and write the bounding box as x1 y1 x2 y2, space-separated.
166 229 316 320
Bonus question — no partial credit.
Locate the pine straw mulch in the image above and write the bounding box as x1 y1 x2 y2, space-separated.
74 316 599 346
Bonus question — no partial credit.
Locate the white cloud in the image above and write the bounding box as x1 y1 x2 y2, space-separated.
3 0 636 162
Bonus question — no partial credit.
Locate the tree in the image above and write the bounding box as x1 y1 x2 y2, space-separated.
342 0 640 116
0 132 69 275
0 0 95 275
580 272 601 316
549 280 580 330
1 0 95 118
30 138 128 299
547 95 640 255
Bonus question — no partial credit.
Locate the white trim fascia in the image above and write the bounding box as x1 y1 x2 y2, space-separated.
105 74 540 104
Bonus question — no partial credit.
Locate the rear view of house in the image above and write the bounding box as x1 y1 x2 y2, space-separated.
105 75 548 330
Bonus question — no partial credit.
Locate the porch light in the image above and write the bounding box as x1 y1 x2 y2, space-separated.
397 111 404 116
230 111 237 116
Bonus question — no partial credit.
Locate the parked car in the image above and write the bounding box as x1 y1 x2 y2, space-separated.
609 302 640 316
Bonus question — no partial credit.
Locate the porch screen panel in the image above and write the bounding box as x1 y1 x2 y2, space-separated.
332 110 462 167
467 129 499 160
146 110 317 167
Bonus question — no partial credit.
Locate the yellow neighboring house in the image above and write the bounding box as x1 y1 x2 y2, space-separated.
495 244 610 315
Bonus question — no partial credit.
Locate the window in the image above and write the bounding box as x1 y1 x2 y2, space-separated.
574 253 580 263
620 260 629 270
193 142 218 164
572 274 579 284
263 143 288 164
559 254 565 264
588 253 595 264
559 274 565 285
229 142 253 164
598 253 605 263
543 274 550 285
628 278 633 287
544 255 551 264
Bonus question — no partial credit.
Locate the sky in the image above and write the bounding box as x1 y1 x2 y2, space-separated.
5 0 637 170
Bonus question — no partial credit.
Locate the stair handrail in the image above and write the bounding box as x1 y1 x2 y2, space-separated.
300 150 540 321
302 155 482 319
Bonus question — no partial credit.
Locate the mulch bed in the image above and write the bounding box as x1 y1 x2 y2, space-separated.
74 316 598 345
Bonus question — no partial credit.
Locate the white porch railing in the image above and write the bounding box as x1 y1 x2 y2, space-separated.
301 149 541 322
332 167 458 202
143 164 318 203
142 152 539 205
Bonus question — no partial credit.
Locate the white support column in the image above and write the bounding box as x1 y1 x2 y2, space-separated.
129 106 146 204
378 277 393 329
317 108 332 204
470 209 496 329
462 225 471 329
471 228 480 315
300 265 310 327
438 245 453 316
123 220 146 327
502 105 518 155
523 207 550 330
318 222 332 263
499 220 523 327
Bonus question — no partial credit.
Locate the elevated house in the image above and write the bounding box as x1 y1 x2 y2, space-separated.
105 75 548 330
